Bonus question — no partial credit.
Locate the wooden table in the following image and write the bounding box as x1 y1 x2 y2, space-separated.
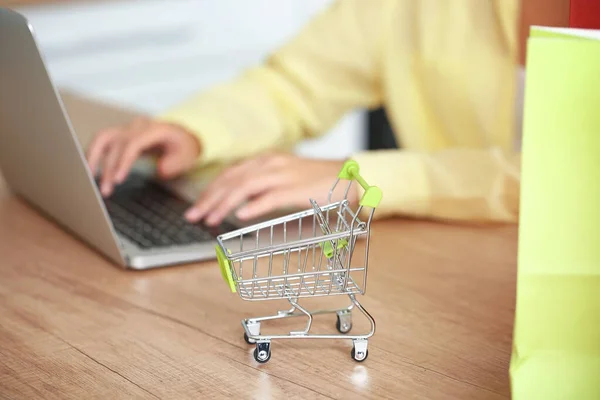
0 93 519 399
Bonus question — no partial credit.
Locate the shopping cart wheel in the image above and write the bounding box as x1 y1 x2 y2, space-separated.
351 340 368 362
244 332 255 344
336 310 353 334
254 341 271 363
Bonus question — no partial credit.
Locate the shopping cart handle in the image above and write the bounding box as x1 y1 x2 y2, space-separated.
216 245 237 293
338 160 382 208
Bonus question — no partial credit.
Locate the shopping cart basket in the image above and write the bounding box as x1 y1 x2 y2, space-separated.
215 160 382 363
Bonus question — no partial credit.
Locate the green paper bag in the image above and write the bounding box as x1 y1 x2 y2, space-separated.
510 26 600 399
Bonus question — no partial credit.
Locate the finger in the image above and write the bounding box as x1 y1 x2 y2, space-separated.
185 186 230 222
184 155 278 222
114 129 164 184
235 189 293 221
86 129 119 176
204 172 285 226
99 141 124 196
184 160 255 221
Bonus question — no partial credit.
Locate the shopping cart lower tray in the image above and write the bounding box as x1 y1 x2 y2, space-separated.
215 160 382 363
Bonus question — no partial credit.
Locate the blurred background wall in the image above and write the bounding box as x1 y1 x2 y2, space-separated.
8 0 369 159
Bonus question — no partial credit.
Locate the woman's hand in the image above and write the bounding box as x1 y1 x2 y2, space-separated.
185 153 358 226
86 117 201 197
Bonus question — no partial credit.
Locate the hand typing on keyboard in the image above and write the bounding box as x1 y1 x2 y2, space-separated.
86 117 201 199
100 174 237 248
85 116 355 231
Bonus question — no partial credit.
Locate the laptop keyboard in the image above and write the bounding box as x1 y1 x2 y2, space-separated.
100 174 236 249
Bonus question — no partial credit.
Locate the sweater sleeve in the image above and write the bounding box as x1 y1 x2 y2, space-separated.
352 147 521 223
157 0 385 165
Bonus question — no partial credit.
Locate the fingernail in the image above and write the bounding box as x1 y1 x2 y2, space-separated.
205 214 219 226
115 172 125 184
185 208 201 221
236 207 249 219
101 183 112 196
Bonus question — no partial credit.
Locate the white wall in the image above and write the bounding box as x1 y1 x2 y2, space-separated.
16 0 366 159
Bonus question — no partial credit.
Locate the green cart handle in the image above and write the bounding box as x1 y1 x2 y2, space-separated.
215 245 236 293
338 160 382 209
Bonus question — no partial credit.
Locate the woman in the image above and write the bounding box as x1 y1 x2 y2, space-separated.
86 0 525 226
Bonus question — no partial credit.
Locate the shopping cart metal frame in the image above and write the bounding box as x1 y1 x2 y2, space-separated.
215 160 382 363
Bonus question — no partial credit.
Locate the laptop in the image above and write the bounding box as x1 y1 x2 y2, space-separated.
0 8 240 269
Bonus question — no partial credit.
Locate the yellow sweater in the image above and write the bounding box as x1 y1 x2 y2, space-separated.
159 0 522 223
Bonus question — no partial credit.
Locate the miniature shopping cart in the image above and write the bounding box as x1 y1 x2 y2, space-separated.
215 160 382 363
